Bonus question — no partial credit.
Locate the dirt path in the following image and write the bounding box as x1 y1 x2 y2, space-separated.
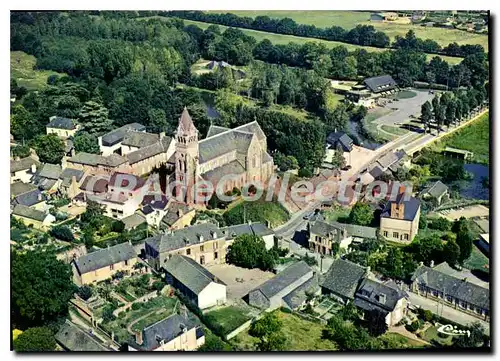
126 310 164 334
389 325 430 346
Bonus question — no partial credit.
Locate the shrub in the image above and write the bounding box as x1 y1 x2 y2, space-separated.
152 280 164 291
405 320 420 333
111 220 125 233
429 218 452 231
49 225 74 242
102 305 116 323
77 286 93 301
131 302 143 311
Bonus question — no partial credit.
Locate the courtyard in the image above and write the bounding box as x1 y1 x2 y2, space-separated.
438 204 489 221
374 89 436 126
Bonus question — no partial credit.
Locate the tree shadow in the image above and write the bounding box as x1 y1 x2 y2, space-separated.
292 229 309 248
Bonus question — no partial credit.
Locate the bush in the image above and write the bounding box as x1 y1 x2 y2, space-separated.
131 302 143 311
152 280 164 292
77 286 93 301
429 218 452 231
417 308 435 322
405 320 420 333
102 305 116 323
111 220 125 233
49 225 74 242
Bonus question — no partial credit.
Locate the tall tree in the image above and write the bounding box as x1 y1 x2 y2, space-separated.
13 327 56 352
78 100 112 135
73 131 100 154
348 202 374 226
444 239 460 267
421 101 433 133
31 134 65 164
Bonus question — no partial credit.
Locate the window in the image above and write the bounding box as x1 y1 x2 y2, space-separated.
200 256 205 265
200 245 204 252
186 248 191 255
110 264 114 271
393 232 399 239
214 252 218 259
124 260 128 266
446 295 453 303
404 233 409 240
383 231 388 237
459 301 467 309
213 242 217 250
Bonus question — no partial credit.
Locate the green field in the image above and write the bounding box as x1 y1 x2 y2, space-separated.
207 11 488 49
380 125 409 136
204 306 252 335
421 325 454 346
148 17 462 65
231 311 337 351
223 198 290 228
437 112 490 165
463 243 489 273
11 51 64 91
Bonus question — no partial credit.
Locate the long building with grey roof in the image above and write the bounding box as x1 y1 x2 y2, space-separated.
55 320 113 351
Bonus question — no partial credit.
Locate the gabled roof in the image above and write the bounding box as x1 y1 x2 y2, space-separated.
381 194 421 221
201 159 246 183
121 131 159 148
137 314 201 351
151 223 223 253
160 201 192 228
328 221 378 239
282 274 319 310
377 151 400 170
10 157 38 173
199 130 255 164
109 172 145 190
12 204 48 222
411 264 489 310
142 194 169 210
12 188 44 207
177 107 197 134
73 242 136 274
36 163 63 180
206 125 230 138
122 213 147 230
80 175 109 193
126 136 172 165
363 75 397 93
354 278 407 313
47 116 77 130
251 261 312 299
369 165 385 179
420 180 449 199
321 258 367 299
221 222 274 239
164 255 225 295
59 168 85 187
11 182 38 198
101 123 146 147
326 131 353 152
55 320 112 351
309 220 343 240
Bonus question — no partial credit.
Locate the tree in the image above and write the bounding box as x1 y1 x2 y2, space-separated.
111 220 125 233
77 286 93 301
330 147 346 169
198 333 233 351
348 202 374 226
454 322 488 348
249 312 287 351
456 227 473 264
10 104 42 141
226 234 276 271
78 100 112 135
365 308 388 336
31 134 65 164
13 327 56 352
324 103 349 132
11 145 31 158
73 131 100 154
148 108 169 134
50 225 75 242
12 250 75 328
444 239 460 267
81 200 105 228
421 101 433 133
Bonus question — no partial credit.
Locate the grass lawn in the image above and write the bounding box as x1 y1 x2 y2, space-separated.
395 90 418 99
380 125 409 136
206 10 488 50
421 325 454 346
231 310 337 351
11 51 64 91
436 112 490 165
223 198 290 228
381 332 428 348
204 306 252 335
463 243 489 273
323 205 351 223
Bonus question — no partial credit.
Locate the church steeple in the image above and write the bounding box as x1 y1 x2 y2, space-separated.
175 107 199 204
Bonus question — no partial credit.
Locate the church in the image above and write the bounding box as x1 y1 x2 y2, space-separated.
174 108 274 203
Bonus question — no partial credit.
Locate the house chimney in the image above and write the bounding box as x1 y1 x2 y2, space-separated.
430 260 435 268
379 293 386 304
38 193 42 201
160 132 166 139
135 330 143 345
31 163 37 173
198 234 204 242
211 230 217 239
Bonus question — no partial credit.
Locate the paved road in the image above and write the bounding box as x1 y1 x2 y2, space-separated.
407 292 490 335
375 90 435 126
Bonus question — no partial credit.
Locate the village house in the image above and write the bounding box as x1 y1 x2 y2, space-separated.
248 261 315 312
380 193 421 242
139 194 169 228
99 123 146 156
163 255 227 310
354 278 409 327
71 241 137 286
58 167 87 199
174 108 274 204
129 314 205 351
11 187 46 210
419 180 449 205
121 212 147 231
324 131 354 168
11 182 38 200
46 116 80 139
11 204 55 230
65 152 130 176
10 156 38 184
411 263 489 321
320 258 369 304
159 201 196 231
221 222 275 250
32 163 63 193
144 223 225 270
55 320 113 351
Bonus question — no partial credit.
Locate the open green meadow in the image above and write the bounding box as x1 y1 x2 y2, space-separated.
207 10 488 49
11 51 64 91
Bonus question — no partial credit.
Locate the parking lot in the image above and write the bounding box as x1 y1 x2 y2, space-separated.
438 204 489 221
374 89 435 126
205 263 275 299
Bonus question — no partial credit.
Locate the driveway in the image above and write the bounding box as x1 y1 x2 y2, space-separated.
407 292 490 335
375 90 435 126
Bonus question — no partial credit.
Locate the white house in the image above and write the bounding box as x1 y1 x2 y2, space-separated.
222 222 275 250
10 157 38 184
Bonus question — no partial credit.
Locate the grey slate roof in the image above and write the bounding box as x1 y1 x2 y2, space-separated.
381 194 421 221
328 221 378 239
12 204 47 222
122 213 147 230
377 152 400 170
354 278 407 313
363 75 397 93
420 180 449 199
199 130 254 164
309 220 343 241
369 165 385 179
164 255 225 295
138 314 201 351
68 152 127 167
142 194 169 210
11 182 38 197
60 168 85 187
12 188 44 207
126 136 172 164
80 175 109 193
321 258 367 299
206 125 230 138
11 157 38 173
152 223 223 253
411 265 489 310
101 123 146 147
36 178 58 191
234 121 266 142
327 131 354 152
55 320 112 351
160 202 192 228
47 116 77 130
121 131 159 148
251 261 312 299
221 222 274 239
36 163 62 180
282 274 319 310
74 242 136 274
201 160 246 183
